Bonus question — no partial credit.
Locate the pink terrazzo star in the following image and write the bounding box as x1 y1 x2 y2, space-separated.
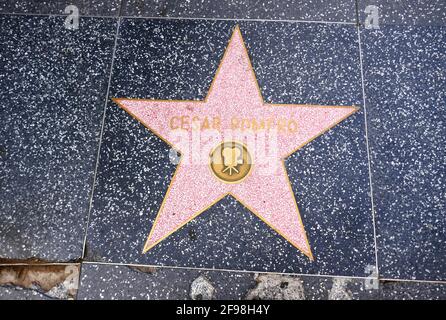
113 26 358 260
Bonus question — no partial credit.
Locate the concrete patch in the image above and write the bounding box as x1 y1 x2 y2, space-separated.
245 274 305 300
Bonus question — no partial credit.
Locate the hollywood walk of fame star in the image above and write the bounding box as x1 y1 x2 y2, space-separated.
113 26 358 260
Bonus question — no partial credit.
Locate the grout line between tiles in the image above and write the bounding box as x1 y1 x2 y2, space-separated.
1 261 445 284
118 0 125 17
379 278 446 285
75 261 86 300
118 15 357 25
79 261 446 284
357 26 380 278
81 260 376 281
81 16 122 260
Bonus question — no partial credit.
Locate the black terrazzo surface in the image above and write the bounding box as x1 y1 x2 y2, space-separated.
0 0 357 22
359 0 446 26
361 25 446 281
121 0 357 22
0 0 121 16
0 15 116 261
78 264 257 300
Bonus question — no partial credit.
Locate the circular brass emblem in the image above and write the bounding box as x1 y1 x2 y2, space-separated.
209 141 252 184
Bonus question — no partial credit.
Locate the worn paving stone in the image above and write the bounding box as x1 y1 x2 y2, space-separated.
77 263 256 300
77 263 445 300
245 274 306 300
380 280 446 300
2 263 443 300
85 19 374 277
121 0 357 22
78 263 378 300
0 0 122 16
359 0 446 26
361 25 446 281
0 15 117 261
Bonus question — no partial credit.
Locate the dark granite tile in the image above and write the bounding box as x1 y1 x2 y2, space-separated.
77 264 255 299
0 0 122 16
361 26 446 281
78 264 446 300
380 280 446 300
359 0 446 26
4 263 444 300
85 19 375 276
77 263 382 300
121 0 357 22
0 15 117 261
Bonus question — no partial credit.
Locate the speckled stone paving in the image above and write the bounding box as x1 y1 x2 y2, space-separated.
75 263 445 300
358 0 446 26
121 0 356 22
0 0 121 16
0 0 445 300
361 26 446 281
0 15 116 261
